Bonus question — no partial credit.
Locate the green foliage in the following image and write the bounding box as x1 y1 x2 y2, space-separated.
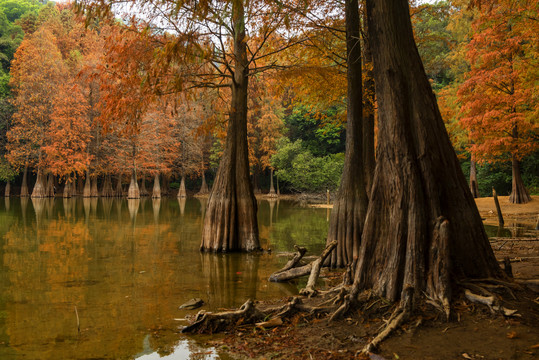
271 137 344 193
284 105 345 157
0 157 16 181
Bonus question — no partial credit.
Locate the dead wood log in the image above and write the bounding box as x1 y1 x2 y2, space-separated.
181 299 264 334
269 241 336 282
279 245 307 273
300 240 338 297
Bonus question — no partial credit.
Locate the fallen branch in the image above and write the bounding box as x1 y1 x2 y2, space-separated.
299 240 338 297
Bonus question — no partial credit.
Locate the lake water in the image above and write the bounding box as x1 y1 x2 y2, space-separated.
0 197 330 360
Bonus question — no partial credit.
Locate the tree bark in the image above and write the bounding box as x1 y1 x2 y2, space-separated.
177 175 187 198
350 0 503 303
63 176 72 198
326 0 368 268
200 0 259 252
139 174 149 197
469 153 479 198
46 173 54 198
362 10 376 197
114 175 123 197
198 171 209 195
101 174 114 197
20 165 28 197
127 170 140 199
152 173 161 199
83 170 91 198
91 176 99 197
5 181 10 197
509 152 531 204
31 169 47 198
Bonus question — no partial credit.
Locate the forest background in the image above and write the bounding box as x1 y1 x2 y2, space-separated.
0 0 536 199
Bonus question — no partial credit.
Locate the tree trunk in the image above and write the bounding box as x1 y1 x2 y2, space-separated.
20 165 28 197
127 170 140 199
268 169 277 198
76 175 84 196
200 0 259 252
198 171 209 195
362 10 376 197
5 181 10 197
83 171 91 198
177 175 187 198
350 0 502 303
46 173 55 198
162 173 170 196
101 174 114 197
31 169 47 198
469 154 479 198
63 176 72 198
115 175 123 197
91 176 99 197
140 174 149 197
152 173 161 199
509 153 531 204
326 0 368 268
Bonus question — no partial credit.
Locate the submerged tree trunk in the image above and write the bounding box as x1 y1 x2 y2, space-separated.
46 173 54 198
101 174 114 197
326 0 368 268
20 165 29 197
469 154 479 198
83 171 91 198
509 153 531 204
200 0 259 252
350 0 502 303
198 171 209 195
91 176 99 197
177 175 187 198
152 173 161 198
127 170 140 199
268 169 277 198
31 169 47 198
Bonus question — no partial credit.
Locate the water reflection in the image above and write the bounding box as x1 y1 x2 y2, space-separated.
0 198 329 359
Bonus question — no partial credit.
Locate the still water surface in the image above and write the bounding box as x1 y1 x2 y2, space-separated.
0 197 330 359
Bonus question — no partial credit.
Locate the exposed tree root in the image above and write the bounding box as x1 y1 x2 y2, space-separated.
300 241 338 297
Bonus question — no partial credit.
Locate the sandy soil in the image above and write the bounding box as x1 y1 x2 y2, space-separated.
192 195 539 360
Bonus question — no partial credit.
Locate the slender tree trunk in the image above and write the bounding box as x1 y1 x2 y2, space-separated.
152 173 161 198
198 171 209 195
177 175 187 198
349 0 502 303
63 176 72 198
5 181 10 197
268 169 277 198
326 0 368 268
101 174 114 197
509 126 531 203
31 168 47 198
76 175 84 196
127 169 140 199
201 0 259 252
20 165 28 197
115 175 123 197
140 174 149 197
469 153 479 198
362 10 376 197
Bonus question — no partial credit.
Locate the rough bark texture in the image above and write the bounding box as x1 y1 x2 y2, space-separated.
20 166 28 197
200 0 259 252
114 176 123 197
31 169 47 198
326 0 368 268
101 175 114 197
90 176 99 197
177 175 187 198
76 176 84 196
509 153 531 204
469 154 479 198
152 173 161 199
46 173 55 198
351 0 503 302
362 12 376 196
63 178 72 198
198 171 209 195
139 175 149 197
127 170 140 199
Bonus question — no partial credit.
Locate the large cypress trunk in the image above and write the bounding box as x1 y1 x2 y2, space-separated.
101 174 114 197
114 175 123 197
139 174 149 197
200 0 259 252
127 170 140 199
177 175 187 198
469 154 479 198
91 176 99 197
83 171 91 198
351 0 502 303
198 171 209 195
326 0 368 268
362 11 376 196
31 169 47 198
46 173 55 198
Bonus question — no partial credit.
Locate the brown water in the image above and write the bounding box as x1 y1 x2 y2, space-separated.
0 197 329 360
